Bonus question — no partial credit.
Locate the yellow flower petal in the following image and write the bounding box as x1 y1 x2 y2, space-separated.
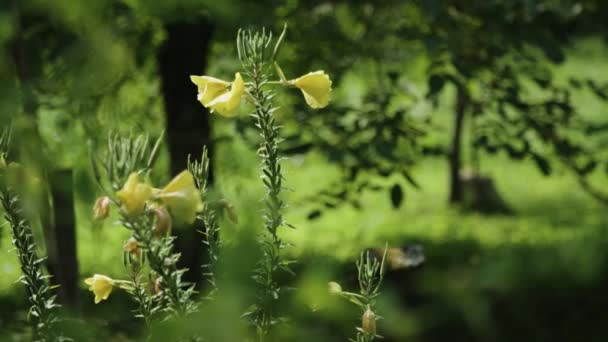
85 274 114 304
116 173 153 217
292 71 332 109
190 75 229 106
207 73 245 117
156 170 203 226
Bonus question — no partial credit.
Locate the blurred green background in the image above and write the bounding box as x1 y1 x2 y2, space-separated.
1 0 608 341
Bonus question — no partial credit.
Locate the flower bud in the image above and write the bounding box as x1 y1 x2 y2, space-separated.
328 281 342 295
93 196 111 221
154 277 163 295
123 237 141 259
362 307 376 335
221 199 239 224
152 206 172 236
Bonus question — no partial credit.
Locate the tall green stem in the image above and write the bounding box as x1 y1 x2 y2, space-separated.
1 189 61 342
249 58 288 337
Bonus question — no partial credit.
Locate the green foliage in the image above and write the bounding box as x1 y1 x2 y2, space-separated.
0 190 63 342
0 130 64 341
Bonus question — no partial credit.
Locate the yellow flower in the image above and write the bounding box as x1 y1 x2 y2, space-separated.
155 170 203 226
190 75 229 106
291 71 332 109
84 274 114 304
116 173 153 217
190 73 244 117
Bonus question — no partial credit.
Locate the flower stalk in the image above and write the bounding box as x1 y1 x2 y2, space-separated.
0 128 63 342
188 146 221 296
237 27 294 338
331 246 388 342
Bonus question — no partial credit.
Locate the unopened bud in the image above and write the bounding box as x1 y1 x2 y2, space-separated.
362 307 376 335
221 199 239 224
154 277 162 295
152 206 172 236
123 237 141 259
93 196 111 220
328 281 342 295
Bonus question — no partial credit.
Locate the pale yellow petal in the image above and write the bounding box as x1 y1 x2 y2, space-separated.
157 170 203 226
116 173 153 217
293 71 332 109
207 73 244 117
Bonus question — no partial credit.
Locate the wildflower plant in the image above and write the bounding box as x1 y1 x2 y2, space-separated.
188 146 222 297
90 132 203 323
0 127 65 342
330 246 388 342
189 25 332 338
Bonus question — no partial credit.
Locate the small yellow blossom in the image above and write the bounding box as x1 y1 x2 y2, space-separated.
190 73 244 117
93 196 111 221
84 274 114 304
116 173 153 217
155 170 203 226
291 71 332 109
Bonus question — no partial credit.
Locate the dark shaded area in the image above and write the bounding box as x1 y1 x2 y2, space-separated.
46 170 80 310
158 18 214 287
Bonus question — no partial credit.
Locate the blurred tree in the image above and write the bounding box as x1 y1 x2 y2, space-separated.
3 0 161 308
420 0 608 208
222 0 608 214
158 17 214 287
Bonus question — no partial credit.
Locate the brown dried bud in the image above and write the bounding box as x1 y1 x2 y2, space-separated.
362 307 376 335
152 206 172 236
123 237 141 259
93 196 111 221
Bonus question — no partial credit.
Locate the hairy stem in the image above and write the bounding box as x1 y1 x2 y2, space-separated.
1 189 60 342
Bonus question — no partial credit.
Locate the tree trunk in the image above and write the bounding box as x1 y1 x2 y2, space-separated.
45 170 80 310
448 85 468 204
158 19 214 288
